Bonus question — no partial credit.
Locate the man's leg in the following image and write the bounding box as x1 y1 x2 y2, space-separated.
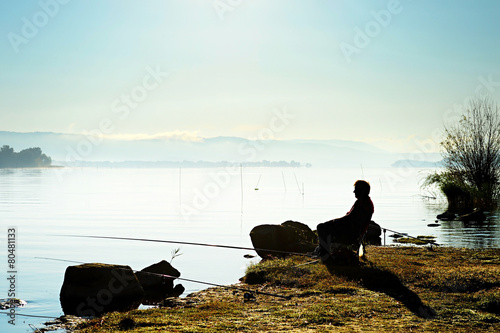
316 220 337 261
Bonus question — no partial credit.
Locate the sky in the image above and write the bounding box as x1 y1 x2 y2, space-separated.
1 0 500 153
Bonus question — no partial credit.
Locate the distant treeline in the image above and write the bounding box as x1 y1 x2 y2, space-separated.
0 145 52 168
391 159 443 168
56 160 311 168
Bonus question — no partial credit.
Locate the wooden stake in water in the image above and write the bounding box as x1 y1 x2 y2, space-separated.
294 173 301 194
178 167 182 206
282 170 287 192
240 164 243 213
255 174 262 190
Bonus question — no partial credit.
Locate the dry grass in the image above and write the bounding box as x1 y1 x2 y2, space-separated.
66 246 500 332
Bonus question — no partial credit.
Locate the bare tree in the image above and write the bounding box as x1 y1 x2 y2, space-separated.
439 96 500 207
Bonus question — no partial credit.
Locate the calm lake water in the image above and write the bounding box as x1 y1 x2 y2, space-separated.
1 166 499 331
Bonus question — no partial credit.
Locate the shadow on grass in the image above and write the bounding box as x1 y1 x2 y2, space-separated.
325 260 436 319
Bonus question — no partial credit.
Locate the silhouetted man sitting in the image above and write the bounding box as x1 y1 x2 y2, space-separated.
315 180 374 262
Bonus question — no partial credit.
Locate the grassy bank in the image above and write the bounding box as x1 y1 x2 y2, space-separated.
61 246 500 332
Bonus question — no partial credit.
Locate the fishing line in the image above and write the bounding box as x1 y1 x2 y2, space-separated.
292 259 320 268
0 311 59 319
35 257 83 264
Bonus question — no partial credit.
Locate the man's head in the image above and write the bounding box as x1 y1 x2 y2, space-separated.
353 180 370 198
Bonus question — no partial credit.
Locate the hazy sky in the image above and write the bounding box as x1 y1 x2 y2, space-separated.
1 0 499 152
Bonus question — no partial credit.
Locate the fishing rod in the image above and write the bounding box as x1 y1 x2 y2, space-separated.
57 225 437 259
0 311 58 320
35 257 291 300
380 227 440 247
55 234 311 257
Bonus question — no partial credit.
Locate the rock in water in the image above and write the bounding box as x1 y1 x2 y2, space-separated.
365 221 382 245
136 260 184 304
250 220 317 259
459 209 486 222
60 263 144 317
0 298 27 309
281 220 317 242
437 211 456 221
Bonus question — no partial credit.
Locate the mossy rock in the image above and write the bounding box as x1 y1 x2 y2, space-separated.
136 260 184 304
60 263 144 317
250 221 317 258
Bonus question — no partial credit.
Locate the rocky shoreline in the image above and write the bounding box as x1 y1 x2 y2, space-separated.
42 246 500 332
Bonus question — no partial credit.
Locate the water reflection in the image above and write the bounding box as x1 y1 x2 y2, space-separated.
435 210 500 248
414 191 500 248
0 168 16 175
0 167 498 333
0 168 46 210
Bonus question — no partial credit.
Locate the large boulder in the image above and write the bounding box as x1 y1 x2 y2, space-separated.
365 221 382 245
250 220 317 259
60 263 144 317
135 260 184 305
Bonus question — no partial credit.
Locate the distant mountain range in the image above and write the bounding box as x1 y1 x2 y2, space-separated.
0 131 443 168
